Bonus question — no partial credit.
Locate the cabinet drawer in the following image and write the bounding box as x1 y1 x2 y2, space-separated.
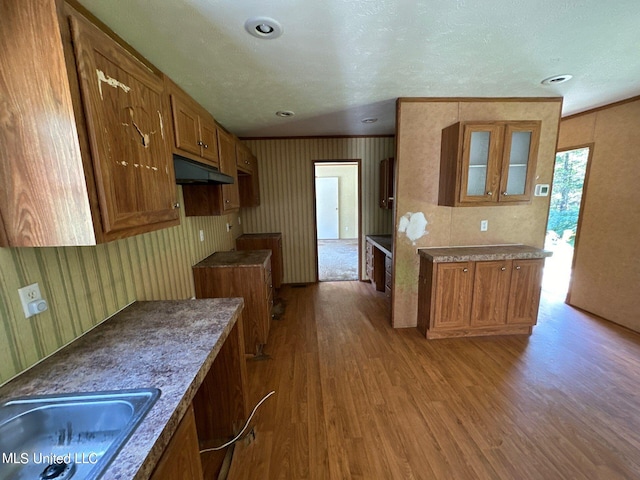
385 255 392 274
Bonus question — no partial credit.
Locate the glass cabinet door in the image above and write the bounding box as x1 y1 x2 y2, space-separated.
499 123 540 202
460 124 503 203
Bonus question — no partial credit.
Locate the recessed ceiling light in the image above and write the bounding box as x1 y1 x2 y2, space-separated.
361 117 378 124
541 74 573 85
245 17 283 39
276 110 294 117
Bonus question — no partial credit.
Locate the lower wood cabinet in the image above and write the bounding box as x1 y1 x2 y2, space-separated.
150 319 248 480
236 233 283 288
150 405 203 480
418 256 545 339
193 250 274 357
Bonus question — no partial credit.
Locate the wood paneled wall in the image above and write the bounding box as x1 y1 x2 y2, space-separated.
0 187 241 384
558 97 640 332
241 138 395 283
394 98 562 328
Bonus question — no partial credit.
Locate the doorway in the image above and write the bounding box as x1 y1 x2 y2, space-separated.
314 161 360 282
543 146 591 300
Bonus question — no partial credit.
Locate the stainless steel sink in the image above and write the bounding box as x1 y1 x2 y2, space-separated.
0 388 160 480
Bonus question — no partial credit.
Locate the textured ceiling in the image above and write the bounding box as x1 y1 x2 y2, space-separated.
78 0 640 137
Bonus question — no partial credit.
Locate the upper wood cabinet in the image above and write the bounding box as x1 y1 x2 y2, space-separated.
0 1 179 247
217 128 240 212
168 81 219 167
379 157 395 209
439 121 541 206
236 142 261 207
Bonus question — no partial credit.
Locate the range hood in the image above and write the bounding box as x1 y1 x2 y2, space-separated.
173 154 234 185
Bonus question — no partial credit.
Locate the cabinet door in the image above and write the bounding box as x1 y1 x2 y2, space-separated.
150 405 203 480
470 260 512 326
433 262 474 328
199 119 219 166
217 128 240 211
170 95 202 157
499 122 541 203
379 158 395 209
459 124 503 204
70 14 178 235
506 259 544 325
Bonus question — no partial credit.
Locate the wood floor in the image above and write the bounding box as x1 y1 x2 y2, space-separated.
227 281 640 479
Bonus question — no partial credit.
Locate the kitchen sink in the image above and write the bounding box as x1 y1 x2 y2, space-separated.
0 388 160 480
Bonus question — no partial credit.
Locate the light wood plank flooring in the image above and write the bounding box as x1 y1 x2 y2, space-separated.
227 282 640 479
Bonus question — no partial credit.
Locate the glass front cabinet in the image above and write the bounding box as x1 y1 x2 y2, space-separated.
438 121 541 206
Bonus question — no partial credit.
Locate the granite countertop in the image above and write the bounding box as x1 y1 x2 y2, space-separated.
418 244 552 263
0 298 244 480
366 234 393 257
194 249 272 268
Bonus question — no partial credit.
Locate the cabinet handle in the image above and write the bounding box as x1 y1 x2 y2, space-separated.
197 140 204 146
502 192 509 196
501 267 506 271
486 191 493 196
463 268 468 273
203 144 208 149
173 202 180 209
515 266 521 270
225 199 230 203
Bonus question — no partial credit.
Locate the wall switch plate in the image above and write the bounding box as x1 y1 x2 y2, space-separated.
535 184 550 196
199 230 205 242
238 216 242 225
18 282 48 318
226 223 232 232
480 220 488 232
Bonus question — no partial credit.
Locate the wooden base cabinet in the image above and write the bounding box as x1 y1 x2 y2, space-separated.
236 233 283 288
193 250 274 356
418 256 545 339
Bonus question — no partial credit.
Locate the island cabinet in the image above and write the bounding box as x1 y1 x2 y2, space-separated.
193 250 274 357
439 121 541 207
417 246 549 339
0 1 180 247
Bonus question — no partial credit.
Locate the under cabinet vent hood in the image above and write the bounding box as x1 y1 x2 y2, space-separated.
173 155 234 185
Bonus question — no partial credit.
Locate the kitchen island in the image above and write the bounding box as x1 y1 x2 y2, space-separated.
417 245 551 339
0 298 247 479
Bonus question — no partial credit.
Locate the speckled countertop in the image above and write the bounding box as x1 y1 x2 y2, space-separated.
0 298 244 480
418 244 552 263
194 249 272 268
366 234 393 257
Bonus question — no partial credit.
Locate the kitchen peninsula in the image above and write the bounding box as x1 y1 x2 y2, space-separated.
417 245 551 339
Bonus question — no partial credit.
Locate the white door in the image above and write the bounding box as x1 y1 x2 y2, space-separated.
316 177 339 239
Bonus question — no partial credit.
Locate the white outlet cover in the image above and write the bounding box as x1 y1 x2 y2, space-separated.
199 229 205 242
18 283 43 318
480 220 488 232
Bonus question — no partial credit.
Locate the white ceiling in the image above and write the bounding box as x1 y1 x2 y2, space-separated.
78 0 640 138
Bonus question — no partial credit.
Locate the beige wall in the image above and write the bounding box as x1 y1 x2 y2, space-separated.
0 187 241 385
316 163 358 239
558 97 640 332
393 98 562 328
241 137 395 283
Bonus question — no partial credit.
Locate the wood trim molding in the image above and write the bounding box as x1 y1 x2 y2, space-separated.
239 134 395 141
397 97 563 105
561 95 640 121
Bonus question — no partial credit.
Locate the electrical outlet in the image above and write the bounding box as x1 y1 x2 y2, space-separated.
238 216 242 225
199 229 205 242
18 283 48 318
480 220 488 232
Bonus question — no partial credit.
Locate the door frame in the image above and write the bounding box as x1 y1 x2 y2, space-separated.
312 159 362 282
548 143 594 304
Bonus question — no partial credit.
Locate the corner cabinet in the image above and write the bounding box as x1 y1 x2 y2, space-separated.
417 246 549 339
439 121 541 207
0 2 179 247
